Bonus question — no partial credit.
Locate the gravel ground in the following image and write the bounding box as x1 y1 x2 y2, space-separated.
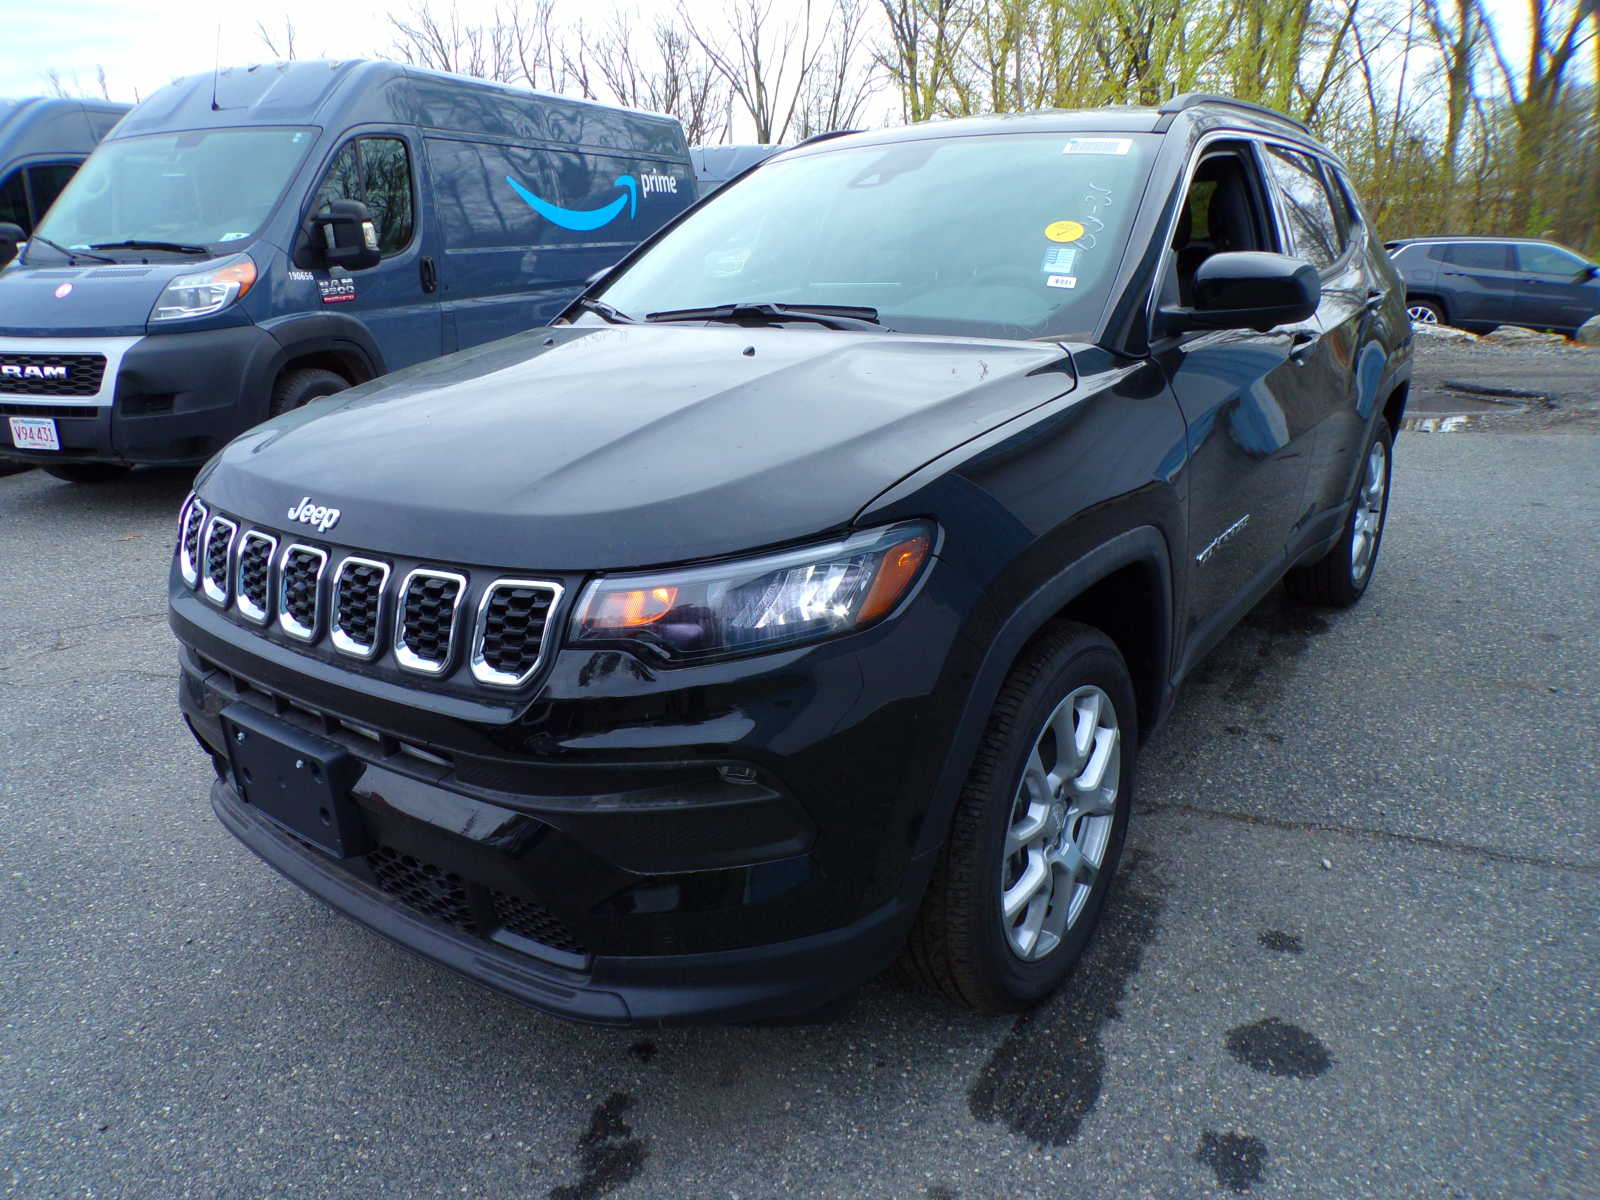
2 396 1597 1198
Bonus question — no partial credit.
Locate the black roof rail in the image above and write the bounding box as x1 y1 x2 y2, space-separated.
1155 93 1310 134
791 128 860 149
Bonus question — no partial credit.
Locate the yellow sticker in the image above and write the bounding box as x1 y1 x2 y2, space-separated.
1044 220 1086 243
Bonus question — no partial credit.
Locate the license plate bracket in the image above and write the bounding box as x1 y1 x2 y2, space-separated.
221 704 372 858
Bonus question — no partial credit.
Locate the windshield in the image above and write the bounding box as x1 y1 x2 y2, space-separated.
599 131 1155 340
30 126 317 257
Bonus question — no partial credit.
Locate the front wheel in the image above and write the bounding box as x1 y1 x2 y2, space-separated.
903 622 1136 1013
270 368 348 418
1284 421 1393 608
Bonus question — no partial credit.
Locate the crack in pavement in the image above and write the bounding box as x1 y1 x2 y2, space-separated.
1139 801 1599 876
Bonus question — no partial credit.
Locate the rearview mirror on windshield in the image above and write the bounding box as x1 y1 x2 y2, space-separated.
0 223 23 269
1160 251 1320 334
310 200 381 272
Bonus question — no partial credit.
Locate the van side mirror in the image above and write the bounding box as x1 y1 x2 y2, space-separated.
311 200 381 271
1161 251 1320 334
0 222 24 269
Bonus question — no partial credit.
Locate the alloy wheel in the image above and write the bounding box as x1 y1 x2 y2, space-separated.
1406 304 1439 324
1350 437 1388 585
999 684 1120 961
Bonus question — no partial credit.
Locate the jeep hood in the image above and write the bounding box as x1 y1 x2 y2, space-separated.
198 323 1078 569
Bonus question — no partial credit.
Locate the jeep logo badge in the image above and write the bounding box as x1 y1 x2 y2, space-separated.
287 496 342 534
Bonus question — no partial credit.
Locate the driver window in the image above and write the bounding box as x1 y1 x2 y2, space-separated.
1168 149 1272 306
311 137 415 257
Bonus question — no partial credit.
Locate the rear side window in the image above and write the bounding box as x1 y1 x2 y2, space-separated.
1514 243 1588 276
311 136 415 256
25 163 79 226
1324 166 1362 243
0 170 26 232
1440 243 1511 270
1262 145 1342 269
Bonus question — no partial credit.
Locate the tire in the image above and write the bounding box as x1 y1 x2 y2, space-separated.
270 368 348 419
903 621 1137 1013
1406 299 1444 325
1284 420 1393 608
42 463 132 484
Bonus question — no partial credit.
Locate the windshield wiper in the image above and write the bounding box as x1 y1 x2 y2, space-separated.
575 296 638 324
645 302 883 331
90 240 212 256
28 235 114 265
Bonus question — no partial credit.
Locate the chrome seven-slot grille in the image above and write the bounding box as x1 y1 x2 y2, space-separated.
178 496 563 688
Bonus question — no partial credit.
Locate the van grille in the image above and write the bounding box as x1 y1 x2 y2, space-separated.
175 505 562 691
492 892 586 954
0 353 105 397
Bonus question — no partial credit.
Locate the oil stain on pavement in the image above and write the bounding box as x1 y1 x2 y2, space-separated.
968 857 1165 1144
547 1091 647 1200
1195 1129 1270 1192
1224 1017 1332 1079
1257 930 1304 954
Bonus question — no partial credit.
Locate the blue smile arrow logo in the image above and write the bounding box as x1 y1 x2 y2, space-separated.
506 174 638 231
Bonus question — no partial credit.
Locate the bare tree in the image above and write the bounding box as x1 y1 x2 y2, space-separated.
680 0 829 142
257 17 298 60
796 0 882 136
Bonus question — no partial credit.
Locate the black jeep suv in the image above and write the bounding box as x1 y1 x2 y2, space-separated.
170 94 1411 1024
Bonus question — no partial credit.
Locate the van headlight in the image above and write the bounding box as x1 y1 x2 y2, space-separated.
571 522 935 661
150 253 257 321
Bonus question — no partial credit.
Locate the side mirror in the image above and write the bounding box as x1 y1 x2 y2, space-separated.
1161 251 1320 334
311 200 381 271
1584 263 1599 280
0 222 24 269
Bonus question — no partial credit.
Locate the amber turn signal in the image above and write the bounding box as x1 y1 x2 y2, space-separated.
856 536 930 623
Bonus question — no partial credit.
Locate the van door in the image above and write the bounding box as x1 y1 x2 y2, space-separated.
301 131 443 370
427 137 692 350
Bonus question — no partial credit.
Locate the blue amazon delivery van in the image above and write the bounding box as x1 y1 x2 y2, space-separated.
0 60 693 481
0 97 129 242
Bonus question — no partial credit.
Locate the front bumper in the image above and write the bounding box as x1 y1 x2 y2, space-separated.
211 773 916 1025
0 326 278 467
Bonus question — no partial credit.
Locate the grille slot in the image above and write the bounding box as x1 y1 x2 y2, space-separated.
200 516 237 605
395 569 466 675
367 847 477 932
277 544 328 642
178 498 208 587
472 580 562 687
331 557 390 659
234 531 277 624
0 402 103 419
0 353 105 397
492 892 587 955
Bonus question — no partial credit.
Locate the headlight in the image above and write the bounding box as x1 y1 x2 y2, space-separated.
150 254 257 321
571 521 935 662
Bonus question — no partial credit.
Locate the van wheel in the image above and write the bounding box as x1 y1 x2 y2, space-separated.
43 463 132 484
271 368 348 418
1284 420 1393 608
903 622 1136 1013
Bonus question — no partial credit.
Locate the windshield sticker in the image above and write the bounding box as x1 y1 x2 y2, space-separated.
1040 247 1078 274
1062 137 1132 156
1045 275 1078 289
318 278 356 305
220 232 249 242
1044 220 1086 243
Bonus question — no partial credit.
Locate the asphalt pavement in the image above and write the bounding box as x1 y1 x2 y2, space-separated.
2 364 1597 1198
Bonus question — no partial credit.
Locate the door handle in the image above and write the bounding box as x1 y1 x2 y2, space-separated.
420 256 438 294
1289 330 1320 364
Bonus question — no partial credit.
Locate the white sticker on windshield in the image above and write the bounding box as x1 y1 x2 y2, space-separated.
1062 137 1132 156
1045 275 1078 289
1040 247 1078 274
220 232 249 242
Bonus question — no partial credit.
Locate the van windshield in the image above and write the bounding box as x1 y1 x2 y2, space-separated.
30 126 317 258
598 131 1154 341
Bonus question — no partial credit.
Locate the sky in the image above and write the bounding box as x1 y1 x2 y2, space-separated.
2 0 1548 119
